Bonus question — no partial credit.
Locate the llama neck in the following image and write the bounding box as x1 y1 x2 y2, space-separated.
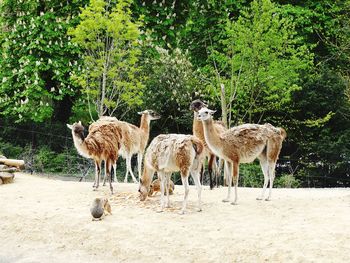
141 165 152 189
193 112 203 135
201 118 222 155
72 133 91 159
140 114 150 139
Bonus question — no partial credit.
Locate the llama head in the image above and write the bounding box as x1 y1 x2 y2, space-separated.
197 107 216 121
138 178 149 201
66 121 85 140
190 99 207 112
138 110 161 121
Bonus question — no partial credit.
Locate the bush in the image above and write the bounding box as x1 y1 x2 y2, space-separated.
274 173 301 188
0 139 23 158
239 162 264 187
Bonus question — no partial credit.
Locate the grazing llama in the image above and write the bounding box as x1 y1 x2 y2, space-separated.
90 110 160 184
67 121 121 194
139 134 204 214
190 99 227 189
197 107 287 204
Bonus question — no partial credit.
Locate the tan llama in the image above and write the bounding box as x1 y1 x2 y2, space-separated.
139 134 204 214
197 107 286 204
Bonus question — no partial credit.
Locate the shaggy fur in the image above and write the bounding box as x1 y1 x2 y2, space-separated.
190 99 227 189
90 110 160 184
67 121 121 194
139 134 204 214
197 108 286 204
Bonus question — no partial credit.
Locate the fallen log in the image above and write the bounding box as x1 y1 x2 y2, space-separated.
0 158 25 169
0 167 17 173
0 172 15 184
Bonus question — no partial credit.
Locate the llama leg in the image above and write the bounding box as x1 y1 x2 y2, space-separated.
257 157 269 200
266 161 277 201
106 159 114 194
157 172 166 213
113 162 118 183
222 161 232 202
191 171 202 212
208 154 215 189
165 173 171 208
94 160 101 190
137 153 143 182
231 162 239 205
103 161 107 186
179 173 190 214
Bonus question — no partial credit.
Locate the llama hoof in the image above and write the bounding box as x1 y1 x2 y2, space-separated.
156 209 164 213
231 202 238 205
222 198 230 203
178 210 185 215
256 197 263 200
124 179 128 183
197 208 202 212
265 198 271 201
93 188 98 191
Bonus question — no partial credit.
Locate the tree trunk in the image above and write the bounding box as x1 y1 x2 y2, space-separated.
220 83 228 128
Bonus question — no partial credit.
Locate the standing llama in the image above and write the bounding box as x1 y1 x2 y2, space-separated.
67 121 121 194
139 134 204 214
90 110 160 184
197 107 286 204
190 99 227 189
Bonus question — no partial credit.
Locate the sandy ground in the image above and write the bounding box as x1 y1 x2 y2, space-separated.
1 173 349 263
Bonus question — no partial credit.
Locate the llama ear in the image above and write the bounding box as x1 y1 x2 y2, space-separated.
78 121 82 125
137 111 143 115
209 109 216 115
66 124 73 130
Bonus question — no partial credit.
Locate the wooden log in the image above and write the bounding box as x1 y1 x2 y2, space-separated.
0 167 17 173
0 172 15 184
0 158 25 169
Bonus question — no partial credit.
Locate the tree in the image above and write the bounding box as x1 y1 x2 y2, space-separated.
0 0 86 122
143 47 201 133
204 0 313 126
69 0 143 119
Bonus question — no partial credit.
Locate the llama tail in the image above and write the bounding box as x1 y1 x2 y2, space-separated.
279 128 287 140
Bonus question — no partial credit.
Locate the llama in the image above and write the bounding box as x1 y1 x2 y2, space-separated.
67 121 121 194
190 99 227 189
139 134 204 214
197 107 287 204
90 110 160 184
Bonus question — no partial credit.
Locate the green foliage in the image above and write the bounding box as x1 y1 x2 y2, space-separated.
69 0 144 118
0 0 86 122
0 138 23 158
206 0 313 124
143 47 201 133
133 0 190 49
239 163 264 187
274 173 301 188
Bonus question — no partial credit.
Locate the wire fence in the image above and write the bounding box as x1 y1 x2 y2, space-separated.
0 123 349 187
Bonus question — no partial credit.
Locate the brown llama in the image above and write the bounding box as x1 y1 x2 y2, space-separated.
90 110 160 184
67 121 121 194
190 99 227 189
139 134 204 214
197 107 287 204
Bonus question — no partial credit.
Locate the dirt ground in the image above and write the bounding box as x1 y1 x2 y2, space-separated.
1 173 349 263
